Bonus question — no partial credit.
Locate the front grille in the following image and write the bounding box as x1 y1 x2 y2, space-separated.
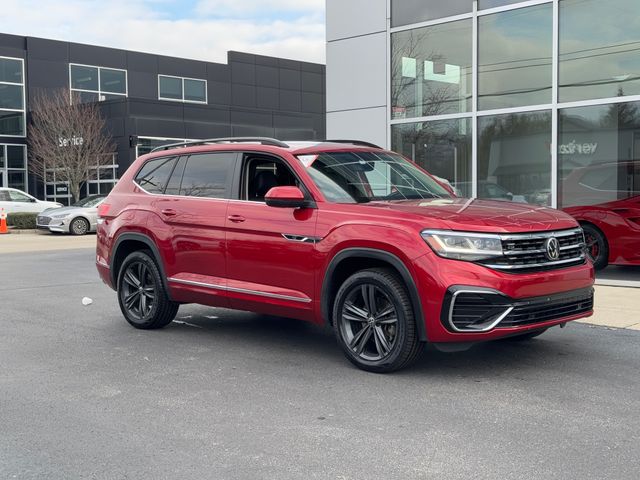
442 287 594 332
37 216 51 225
479 228 586 273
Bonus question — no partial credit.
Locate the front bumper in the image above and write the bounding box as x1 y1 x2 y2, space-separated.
412 252 595 342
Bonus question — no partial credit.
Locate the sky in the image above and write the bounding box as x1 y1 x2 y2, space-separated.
2 0 326 64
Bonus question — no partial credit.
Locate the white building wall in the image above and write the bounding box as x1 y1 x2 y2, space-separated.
326 0 389 147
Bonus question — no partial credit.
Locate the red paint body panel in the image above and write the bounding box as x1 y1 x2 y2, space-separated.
564 196 640 266
97 142 595 345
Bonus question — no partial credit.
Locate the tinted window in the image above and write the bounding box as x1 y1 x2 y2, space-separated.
8 189 31 202
135 157 177 194
0 84 23 109
100 68 127 94
184 79 206 103
180 153 236 198
70 65 99 90
164 156 187 196
0 110 25 136
159 76 182 100
0 58 23 83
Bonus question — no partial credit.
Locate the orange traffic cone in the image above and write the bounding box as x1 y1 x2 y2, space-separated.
0 208 8 234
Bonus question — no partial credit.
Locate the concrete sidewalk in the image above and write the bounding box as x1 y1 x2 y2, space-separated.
1 232 637 330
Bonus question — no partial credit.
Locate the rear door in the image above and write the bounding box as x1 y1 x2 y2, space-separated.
154 151 239 307
224 152 318 321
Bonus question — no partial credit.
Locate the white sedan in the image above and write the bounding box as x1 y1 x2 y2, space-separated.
0 187 62 214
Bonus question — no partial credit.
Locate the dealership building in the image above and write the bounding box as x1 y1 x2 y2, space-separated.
327 0 640 210
0 33 325 204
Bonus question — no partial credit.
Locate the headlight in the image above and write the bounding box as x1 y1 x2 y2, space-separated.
421 230 503 261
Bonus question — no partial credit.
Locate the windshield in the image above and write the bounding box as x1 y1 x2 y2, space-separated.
298 151 452 203
73 196 105 208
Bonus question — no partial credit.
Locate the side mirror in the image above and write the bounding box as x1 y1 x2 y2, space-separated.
265 186 311 208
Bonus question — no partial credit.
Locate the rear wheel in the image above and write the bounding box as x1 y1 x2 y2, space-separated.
117 250 178 329
582 224 608 270
333 268 424 373
70 217 89 235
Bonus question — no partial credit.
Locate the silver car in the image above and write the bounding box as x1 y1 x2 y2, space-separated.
36 195 106 235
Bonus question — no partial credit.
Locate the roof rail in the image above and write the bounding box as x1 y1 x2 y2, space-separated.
150 137 289 153
323 139 382 149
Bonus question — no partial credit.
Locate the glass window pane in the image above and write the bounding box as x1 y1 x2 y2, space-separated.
165 156 187 196
70 65 99 91
392 20 472 119
0 110 25 136
559 0 640 102
478 4 553 110
559 102 640 208
180 153 236 198
71 91 99 104
134 157 177 194
391 118 472 197
159 76 183 100
184 79 206 103
478 111 552 205
479 0 525 8
0 145 5 168
8 173 27 194
0 58 23 83
7 146 25 168
100 68 126 94
0 84 23 110
391 0 473 27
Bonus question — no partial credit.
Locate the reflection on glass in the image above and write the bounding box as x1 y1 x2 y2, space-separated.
71 65 99 91
0 84 23 110
8 170 26 191
0 58 22 83
559 102 640 207
71 91 99 104
391 0 473 27
478 4 552 110
479 0 525 9
159 76 182 100
478 111 552 205
100 68 126 94
7 145 25 169
559 0 640 102
184 79 206 103
391 19 472 119
0 109 25 135
391 119 472 197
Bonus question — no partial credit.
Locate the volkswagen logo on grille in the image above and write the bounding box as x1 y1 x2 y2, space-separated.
545 237 560 261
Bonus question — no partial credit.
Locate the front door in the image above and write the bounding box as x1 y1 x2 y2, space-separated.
225 153 318 321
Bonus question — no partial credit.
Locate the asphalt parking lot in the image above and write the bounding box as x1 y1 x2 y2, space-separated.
1 247 639 479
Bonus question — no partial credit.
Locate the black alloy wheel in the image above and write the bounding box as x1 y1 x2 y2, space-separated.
582 224 608 270
117 251 178 329
70 217 89 235
333 268 423 373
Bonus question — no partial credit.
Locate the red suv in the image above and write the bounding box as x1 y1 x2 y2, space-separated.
96 138 594 372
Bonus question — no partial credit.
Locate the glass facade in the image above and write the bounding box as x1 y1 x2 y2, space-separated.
70 64 127 104
0 144 27 191
388 0 640 266
158 75 207 104
44 155 119 205
0 57 25 136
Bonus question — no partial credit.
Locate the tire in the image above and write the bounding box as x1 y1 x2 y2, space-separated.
500 328 548 342
117 250 179 329
582 223 608 270
332 268 424 373
70 217 90 235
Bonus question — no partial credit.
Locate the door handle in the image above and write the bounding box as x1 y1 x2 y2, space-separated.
227 214 246 223
161 208 177 216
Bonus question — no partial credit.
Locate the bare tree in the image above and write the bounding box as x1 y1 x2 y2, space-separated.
28 89 115 202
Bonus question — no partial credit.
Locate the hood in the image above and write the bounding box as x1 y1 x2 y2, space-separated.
365 198 578 233
40 205 91 216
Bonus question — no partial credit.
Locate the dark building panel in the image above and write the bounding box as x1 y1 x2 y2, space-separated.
69 42 127 68
301 92 324 114
136 118 187 138
185 121 232 139
208 80 232 105
228 51 256 64
254 54 279 67
232 84 257 108
255 65 279 88
127 99 183 119
300 61 324 74
26 59 68 91
183 104 230 124
256 87 279 110
27 37 68 61
158 55 207 79
127 51 158 73
279 90 302 112
127 71 158 100
232 124 276 137
230 108 273 127
231 61 256 86
278 58 302 71
207 63 230 82
279 68 301 91
301 71 323 93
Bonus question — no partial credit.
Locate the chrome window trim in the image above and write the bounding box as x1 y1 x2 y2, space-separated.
448 289 513 333
168 277 311 303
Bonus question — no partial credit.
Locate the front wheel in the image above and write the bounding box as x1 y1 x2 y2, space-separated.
70 217 89 235
117 250 179 329
582 224 608 270
333 268 424 373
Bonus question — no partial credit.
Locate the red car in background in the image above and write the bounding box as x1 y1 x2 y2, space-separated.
564 196 640 270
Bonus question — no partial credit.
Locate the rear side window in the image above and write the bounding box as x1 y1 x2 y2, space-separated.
179 153 236 198
135 157 177 194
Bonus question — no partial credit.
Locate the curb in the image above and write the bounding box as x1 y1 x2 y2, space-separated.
4 228 48 235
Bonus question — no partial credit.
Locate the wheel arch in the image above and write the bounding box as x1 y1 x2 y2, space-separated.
109 232 172 300
321 248 427 341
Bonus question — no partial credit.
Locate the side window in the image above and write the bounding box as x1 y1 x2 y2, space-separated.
135 157 177 194
0 190 12 201
180 153 236 198
164 156 187 196
243 156 299 202
8 190 32 202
